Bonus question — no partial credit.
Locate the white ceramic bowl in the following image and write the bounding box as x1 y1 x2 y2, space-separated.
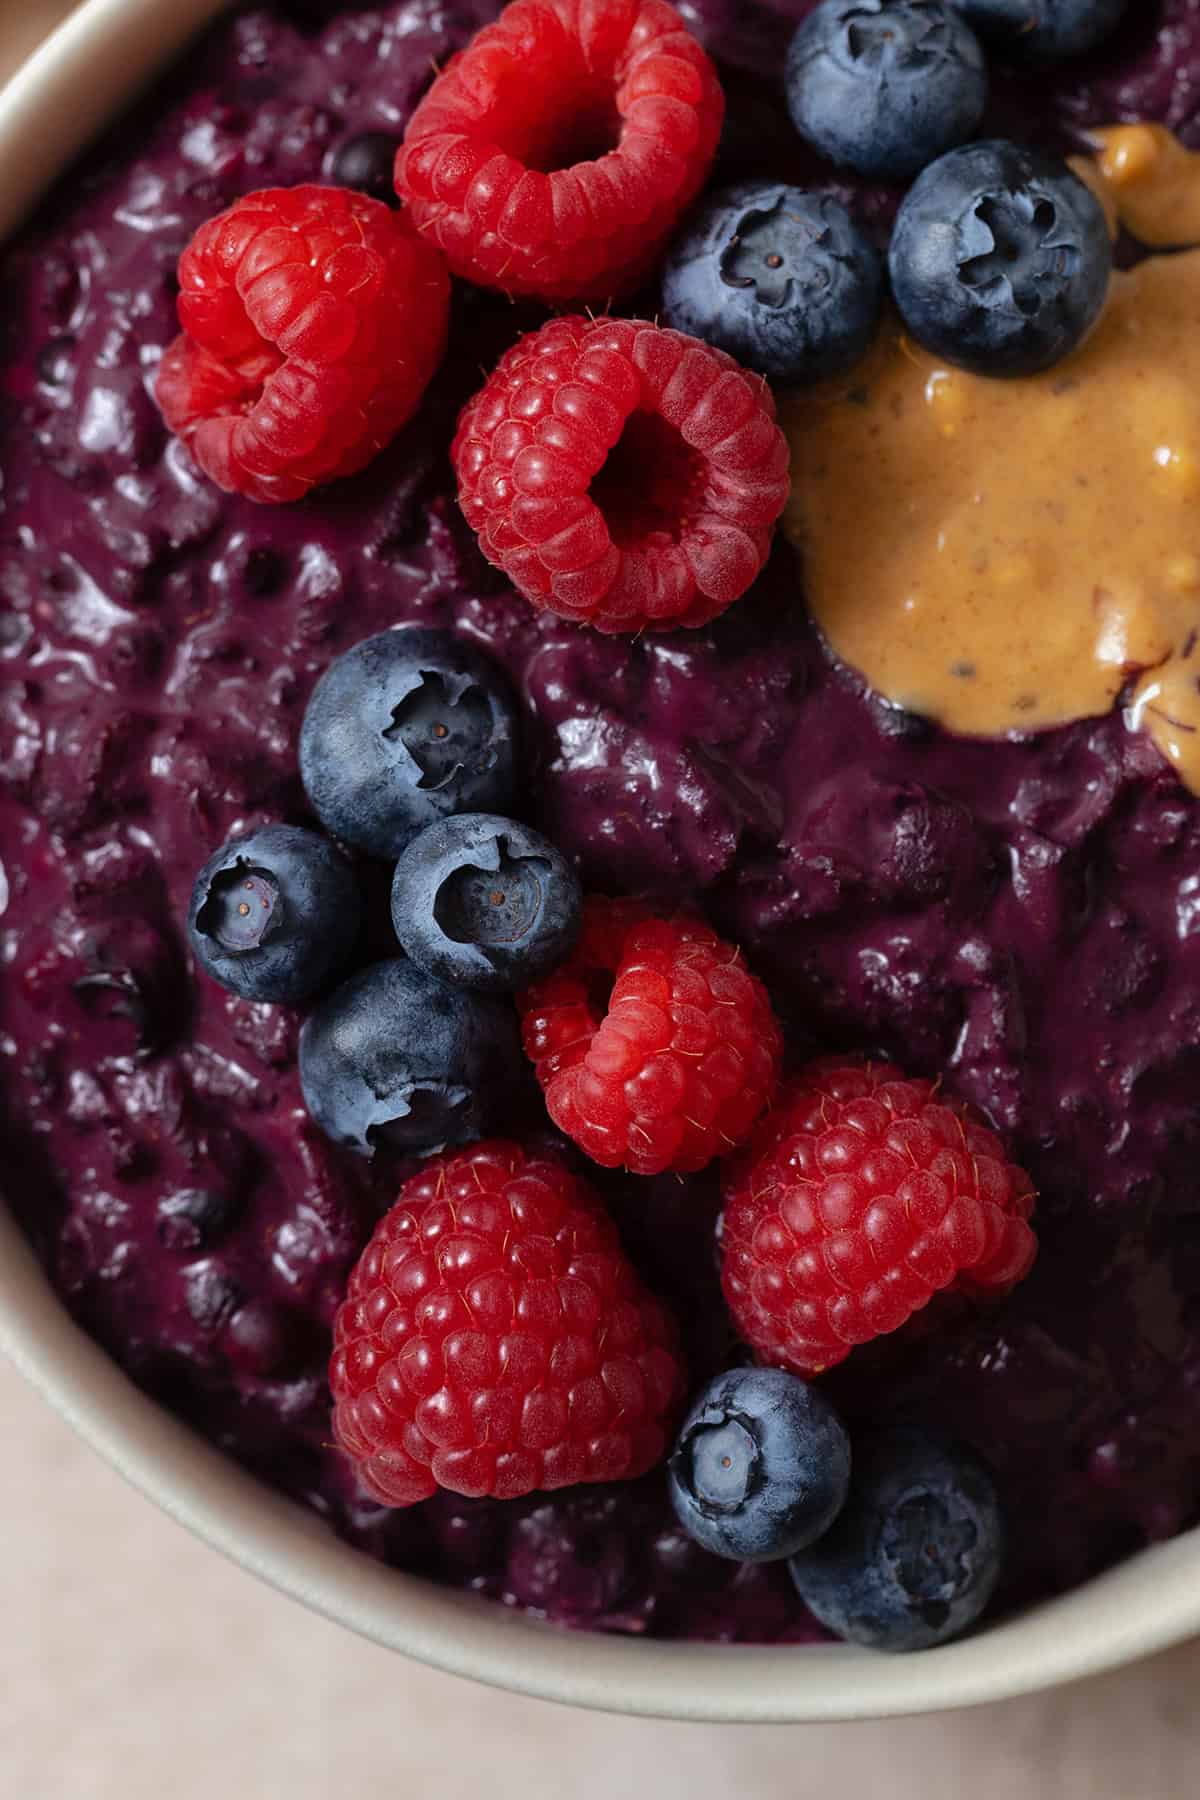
3 0 1199 1723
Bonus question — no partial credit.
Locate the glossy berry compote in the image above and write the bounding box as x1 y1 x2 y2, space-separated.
4 0 1200 1643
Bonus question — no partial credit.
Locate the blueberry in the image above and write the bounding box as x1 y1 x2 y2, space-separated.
37 336 75 387
298 957 521 1156
183 1262 243 1334
325 130 401 203
238 544 288 597
155 1187 239 1253
785 1 987 184
504 1494 640 1623
390 813 581 993
299 629 519 860
69 915 183 1058
950 0 1127 63
661 184 883 384
667 1367 851 1563
220 1299 311 1378
188 824 362 1005
888 140 1112 377
789 1427 1005 1651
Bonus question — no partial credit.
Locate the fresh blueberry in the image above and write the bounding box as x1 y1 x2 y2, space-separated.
188 824 362 1005
888 139 1112 376
299 629 519 860
661 184 883 384
950 0 1128 63
788 1427 1005 1651
298 957 521 1156
785 1 987 183
667 1367 852 1563
390 813 581 993
325 130 402 203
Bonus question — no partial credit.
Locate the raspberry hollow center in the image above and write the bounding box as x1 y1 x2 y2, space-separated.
589 410 706 547
469 31 624 175
499 76 623 174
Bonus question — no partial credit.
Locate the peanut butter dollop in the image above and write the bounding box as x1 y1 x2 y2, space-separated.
783 140 1200 790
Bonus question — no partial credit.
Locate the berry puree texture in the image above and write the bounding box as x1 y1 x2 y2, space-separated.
4 0 1200 1639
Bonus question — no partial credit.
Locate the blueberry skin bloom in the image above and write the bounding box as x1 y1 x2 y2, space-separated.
188 824 362 1005
786 0 988 184
667 1367 852 1563
298 957 521 1156
889 140 1113 377
299 628 519 860
951 0 1128 64
662 184 883 384
789 1427 1005 1651
391 814 582 993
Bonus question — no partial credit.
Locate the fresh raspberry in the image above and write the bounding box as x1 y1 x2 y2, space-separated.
394 0 724 303
721 1059 1038 1377
453 315 791 633
155 186 449 503
519 896 783 1176
329 1139 687 1505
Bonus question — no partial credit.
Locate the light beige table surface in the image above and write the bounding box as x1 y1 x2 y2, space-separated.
5 1348 1200 1800
4 3 1200 1795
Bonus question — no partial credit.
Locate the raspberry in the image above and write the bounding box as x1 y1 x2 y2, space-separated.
519 896 783 1176
155 186 449 503
453 315 791 633
721 1059 1038 1377
394 0 724 303
329 1139 687 1504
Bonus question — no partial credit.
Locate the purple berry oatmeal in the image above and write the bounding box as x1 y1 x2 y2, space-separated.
3 0 1200 1640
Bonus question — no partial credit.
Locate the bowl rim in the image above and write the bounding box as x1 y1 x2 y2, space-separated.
2 0 1199 1724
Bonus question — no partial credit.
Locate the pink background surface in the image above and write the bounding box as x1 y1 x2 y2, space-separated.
3 5 1200 1793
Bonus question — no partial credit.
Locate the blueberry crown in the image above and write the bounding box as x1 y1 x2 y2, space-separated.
956 189 1084 316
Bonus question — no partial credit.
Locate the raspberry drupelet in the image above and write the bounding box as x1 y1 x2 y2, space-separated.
453 315 791 634
721 1059 1038 1377
395 0 725 303
519 897 783 1177
155 186 449 503
330 1140 688 1505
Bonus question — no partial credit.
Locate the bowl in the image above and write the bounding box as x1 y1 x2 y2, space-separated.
2 0 1199 1723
